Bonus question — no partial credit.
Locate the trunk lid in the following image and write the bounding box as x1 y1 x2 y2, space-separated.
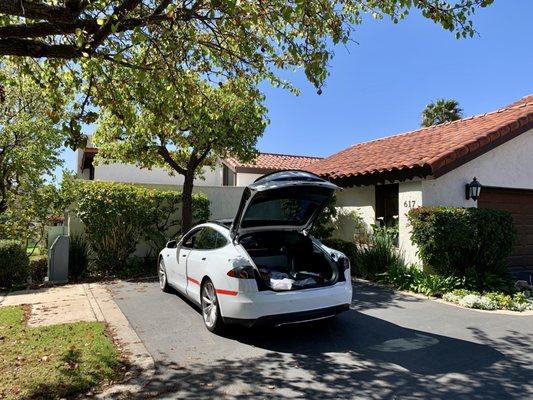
230 170 340 239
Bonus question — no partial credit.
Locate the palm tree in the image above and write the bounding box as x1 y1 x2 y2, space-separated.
421 99 463 127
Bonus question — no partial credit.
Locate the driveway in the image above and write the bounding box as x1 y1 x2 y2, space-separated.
109 280 532 399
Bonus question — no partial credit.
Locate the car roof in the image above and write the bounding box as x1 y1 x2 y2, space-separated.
209 219 232 229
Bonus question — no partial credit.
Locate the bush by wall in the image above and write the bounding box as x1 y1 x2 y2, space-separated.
0 240 29 288
408 206 517 290
69 234 89 279
29 256 48 283
354 226 404 279
67 181 210 275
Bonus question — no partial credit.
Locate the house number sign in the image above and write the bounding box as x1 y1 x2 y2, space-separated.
403 200 417 209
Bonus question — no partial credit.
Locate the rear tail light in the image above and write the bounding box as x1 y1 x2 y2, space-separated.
227 266 255 279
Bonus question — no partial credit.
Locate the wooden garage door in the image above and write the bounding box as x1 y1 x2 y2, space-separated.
478 187 533 268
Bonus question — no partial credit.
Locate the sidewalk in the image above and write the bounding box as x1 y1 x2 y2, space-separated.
0 282 155 398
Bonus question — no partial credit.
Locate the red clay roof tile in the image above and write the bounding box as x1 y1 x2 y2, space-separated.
309 95 533 183
224 153 323 171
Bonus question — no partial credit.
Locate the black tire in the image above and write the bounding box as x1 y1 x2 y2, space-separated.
201 279 225 334
158 258 171 293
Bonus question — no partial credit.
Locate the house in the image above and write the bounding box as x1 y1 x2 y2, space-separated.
78 145 322 188
309 95 533 269
76 143 322 219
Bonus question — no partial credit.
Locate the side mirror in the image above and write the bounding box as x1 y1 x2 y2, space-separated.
166 240 177 249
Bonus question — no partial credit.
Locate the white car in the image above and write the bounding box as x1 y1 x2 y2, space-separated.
158 170 353 333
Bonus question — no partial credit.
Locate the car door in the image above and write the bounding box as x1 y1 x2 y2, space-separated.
171 228 202 293
186 227 226 302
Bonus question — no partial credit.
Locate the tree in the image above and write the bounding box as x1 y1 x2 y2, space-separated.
1 1 494 145
0 63 64 215
421 98 464 127
91 59 266 233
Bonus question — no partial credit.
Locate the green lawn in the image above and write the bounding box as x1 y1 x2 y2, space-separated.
0 306 126 399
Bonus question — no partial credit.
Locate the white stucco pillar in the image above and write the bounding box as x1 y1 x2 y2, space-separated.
398 181 423 267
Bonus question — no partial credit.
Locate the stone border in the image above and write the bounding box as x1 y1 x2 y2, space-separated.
85 283 156 398
354 278 533 316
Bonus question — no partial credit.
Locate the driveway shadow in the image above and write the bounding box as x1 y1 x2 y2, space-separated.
109 280 530 400
114 311 528 399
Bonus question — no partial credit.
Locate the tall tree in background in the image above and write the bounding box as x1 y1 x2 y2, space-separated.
91 57 266 233
0 0 494 146
0 62 66 241
421 99 464 127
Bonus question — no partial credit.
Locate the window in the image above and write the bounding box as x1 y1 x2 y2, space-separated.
182 229 202 249
223 165 236 186
193 227 228 250
375 183 399 228
241 186 333 228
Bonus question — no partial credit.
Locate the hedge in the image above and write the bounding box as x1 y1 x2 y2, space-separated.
67 181 210 275
0 240 29 288
408 206 517 290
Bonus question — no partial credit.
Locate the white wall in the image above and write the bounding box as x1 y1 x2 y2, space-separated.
236 172 264 186
332 186 375 241
92 163 223 187
423 127 533 207
398 181 423 266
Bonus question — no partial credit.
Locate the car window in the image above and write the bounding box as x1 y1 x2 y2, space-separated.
182 229 202 249
194 227 227 250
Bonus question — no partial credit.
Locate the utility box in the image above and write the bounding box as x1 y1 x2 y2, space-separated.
48 235 69 283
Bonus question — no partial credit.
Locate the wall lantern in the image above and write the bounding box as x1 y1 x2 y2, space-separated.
465 177 482 201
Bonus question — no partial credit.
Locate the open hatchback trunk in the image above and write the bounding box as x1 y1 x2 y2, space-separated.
231 170 342 291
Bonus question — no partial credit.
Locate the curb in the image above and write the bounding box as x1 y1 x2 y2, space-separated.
84 283 156 398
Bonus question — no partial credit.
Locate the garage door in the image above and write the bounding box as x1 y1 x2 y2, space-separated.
478 187 533 268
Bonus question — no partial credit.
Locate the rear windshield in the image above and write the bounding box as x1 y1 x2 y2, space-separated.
241 186 333 228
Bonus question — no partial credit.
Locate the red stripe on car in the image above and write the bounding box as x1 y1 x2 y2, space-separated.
216 289 238 296
187 277 200 285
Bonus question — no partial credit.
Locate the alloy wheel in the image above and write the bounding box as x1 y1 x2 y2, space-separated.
202 281 218 329
158 260 167 290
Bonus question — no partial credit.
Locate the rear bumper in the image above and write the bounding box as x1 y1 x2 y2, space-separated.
219 280 353 321
223 304 350 327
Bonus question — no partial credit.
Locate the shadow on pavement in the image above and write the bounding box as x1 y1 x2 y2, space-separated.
111 311 531 399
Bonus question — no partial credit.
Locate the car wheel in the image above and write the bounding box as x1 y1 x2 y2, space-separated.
201 279 225 333
158 259 170 293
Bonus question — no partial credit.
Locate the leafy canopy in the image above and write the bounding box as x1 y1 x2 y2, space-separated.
92 59 267 177
421 98 464 127
2 0 494 144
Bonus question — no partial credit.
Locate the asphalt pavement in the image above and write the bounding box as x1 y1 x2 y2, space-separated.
110 279 533 399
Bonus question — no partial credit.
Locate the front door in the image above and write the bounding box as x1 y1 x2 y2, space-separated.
171 229 202 292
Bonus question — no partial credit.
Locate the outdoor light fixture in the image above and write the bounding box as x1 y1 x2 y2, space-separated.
465 177 482 201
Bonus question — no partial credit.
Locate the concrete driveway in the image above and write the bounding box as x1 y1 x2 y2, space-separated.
109 280 532 399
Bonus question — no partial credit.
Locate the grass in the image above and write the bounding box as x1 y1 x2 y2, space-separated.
0 306 126 400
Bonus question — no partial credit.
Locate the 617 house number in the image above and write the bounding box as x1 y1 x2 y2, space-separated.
403 200 417 208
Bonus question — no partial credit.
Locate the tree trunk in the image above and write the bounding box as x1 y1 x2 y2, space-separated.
181 170 194 235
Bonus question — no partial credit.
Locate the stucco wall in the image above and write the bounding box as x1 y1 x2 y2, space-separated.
332 186 376 241
423 127 533 207
398 181 423 266
236 172 264 187
91 163 224 187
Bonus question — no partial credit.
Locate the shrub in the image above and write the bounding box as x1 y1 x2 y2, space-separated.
29 256 48 283
69 234 89 279
408 207 517 290
0 240 29 288
354 225 404 279
443 289 533 311
66 181 210 275
379 264 463 296
311 196 337 240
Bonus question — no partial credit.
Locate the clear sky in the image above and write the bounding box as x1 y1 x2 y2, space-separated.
58 0 533 177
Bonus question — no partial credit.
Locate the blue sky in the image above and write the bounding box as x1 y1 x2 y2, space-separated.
58 0 533 176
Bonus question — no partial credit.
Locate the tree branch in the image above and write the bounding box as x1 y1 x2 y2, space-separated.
157 146 187 175
0 37 80 58
0 0 85 22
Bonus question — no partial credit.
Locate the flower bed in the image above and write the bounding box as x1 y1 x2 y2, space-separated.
443 289 533 312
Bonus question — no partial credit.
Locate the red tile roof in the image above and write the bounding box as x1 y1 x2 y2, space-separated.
224 152 323 172
309 95 533 185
